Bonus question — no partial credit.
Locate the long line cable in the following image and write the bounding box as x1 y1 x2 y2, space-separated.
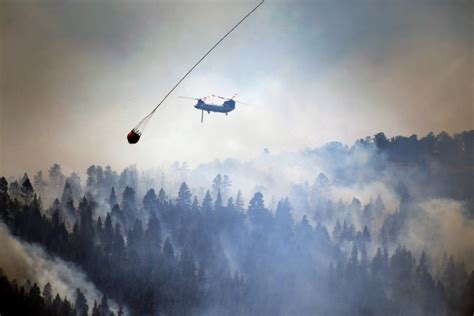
134 0 265 131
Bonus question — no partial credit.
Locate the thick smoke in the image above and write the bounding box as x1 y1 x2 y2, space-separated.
0 224 124 315
403 199 474 270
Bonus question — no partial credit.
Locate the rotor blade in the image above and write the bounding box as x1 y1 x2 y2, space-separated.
235 100 249 105
133 0 265 132
212 95 226 100
179 96 201 100
201 110 204 123
211 93 249 104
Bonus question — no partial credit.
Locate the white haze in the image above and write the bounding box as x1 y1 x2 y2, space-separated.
404 199 474 270
0 224 125 315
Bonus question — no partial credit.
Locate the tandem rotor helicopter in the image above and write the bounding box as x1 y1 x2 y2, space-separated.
127 0 264 144
179 94 248 123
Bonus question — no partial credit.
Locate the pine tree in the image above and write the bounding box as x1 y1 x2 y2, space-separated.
202 190 213 212
145 211 162 263
362 225 371 242
177 182 192 209
67 172 83 202
332 220 342 242
33 171 46 196
108 187 118 209
191 196 200 212
222 175 232 198
374 194 385 216
111 204 124 224
52 294 63 314
143 188 157 213
96 216 104 245
28 283 43 313
74 288 88 316
415 251 436 313
61 182 74 208
78 197 95 249
215 190 223 210
121 186 138 223
212 174 222 198
111 223 126 263
103 212 114 255
275 198 293 231
99 294 111 316
86 165 98 196
235 190 244 213
157 188 168 205
42 283 52 306
48 163 65 194
91 300 100 316
371 248 387 280
248 192 270 228
61 298 74 316
9 180 21 201
21 174 34 205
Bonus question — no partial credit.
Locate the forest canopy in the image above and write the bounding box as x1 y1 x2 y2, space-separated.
0 130 473 316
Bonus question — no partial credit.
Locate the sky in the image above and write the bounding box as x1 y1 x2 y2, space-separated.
1 0 472 177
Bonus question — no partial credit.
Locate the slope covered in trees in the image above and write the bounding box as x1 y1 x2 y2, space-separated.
0 130 473 315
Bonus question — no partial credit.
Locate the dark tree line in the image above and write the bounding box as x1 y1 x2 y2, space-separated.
372 130 473 166
0 269 124 316
312 130 473 208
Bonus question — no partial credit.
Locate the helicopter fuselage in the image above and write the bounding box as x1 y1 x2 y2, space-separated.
194 100 235 114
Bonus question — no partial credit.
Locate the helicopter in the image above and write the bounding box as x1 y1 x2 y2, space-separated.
126 0 264 144
179 94 248 123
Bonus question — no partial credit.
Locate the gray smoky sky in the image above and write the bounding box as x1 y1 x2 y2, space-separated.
1 0 472 176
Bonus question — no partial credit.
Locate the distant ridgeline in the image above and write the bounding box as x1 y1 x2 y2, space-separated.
0 130 473 315
372 131 472 200
307 130 473 207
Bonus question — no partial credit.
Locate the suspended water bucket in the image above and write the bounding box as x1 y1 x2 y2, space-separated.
127 129 141 144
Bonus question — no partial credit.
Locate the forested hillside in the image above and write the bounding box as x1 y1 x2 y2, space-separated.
0 130 473 315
